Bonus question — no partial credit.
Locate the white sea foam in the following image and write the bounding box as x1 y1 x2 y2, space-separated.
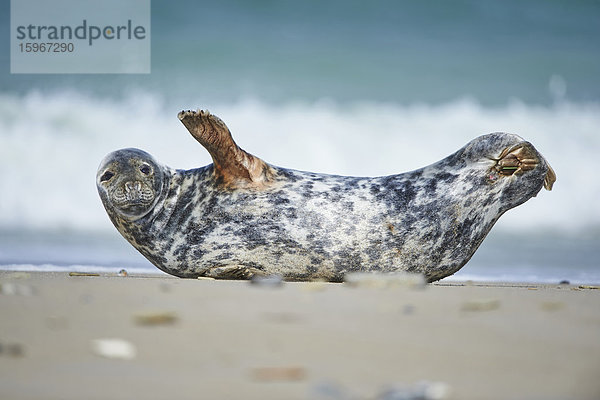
0 263 164 275
443 272 600 285
0 90 598 234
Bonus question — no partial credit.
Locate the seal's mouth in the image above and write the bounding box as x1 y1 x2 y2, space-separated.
112 180 156 208
492 143 556 191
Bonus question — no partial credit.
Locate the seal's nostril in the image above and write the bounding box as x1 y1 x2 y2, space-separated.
124 181 142 193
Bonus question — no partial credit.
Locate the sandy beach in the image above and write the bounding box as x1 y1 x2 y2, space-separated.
0 271 599 400
3 1 600 399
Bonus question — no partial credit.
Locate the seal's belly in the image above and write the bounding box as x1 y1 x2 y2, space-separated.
158 166 478 281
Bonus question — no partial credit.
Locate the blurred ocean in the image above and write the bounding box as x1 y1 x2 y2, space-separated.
1 0 599 283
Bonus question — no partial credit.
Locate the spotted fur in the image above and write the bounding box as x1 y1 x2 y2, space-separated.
97 124 554 282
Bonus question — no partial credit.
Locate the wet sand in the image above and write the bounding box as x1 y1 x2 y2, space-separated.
1 271 599 399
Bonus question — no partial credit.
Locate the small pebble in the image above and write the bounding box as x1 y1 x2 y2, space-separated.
461 299 500 312
377 381 450 400
301 281 328 292
91 338 136 360
250 274 284 287
0 282 34 296
78 293 94 304
134 311 178 326
311 381 348 400
45 316 69 330
159 282 173 292
250 366 306 382
540 301 564 312
344 272 426 289
402 304 416 315
0 342 25 358
262 312 302 324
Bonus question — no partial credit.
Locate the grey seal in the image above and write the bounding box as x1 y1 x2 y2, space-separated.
96 110 555 282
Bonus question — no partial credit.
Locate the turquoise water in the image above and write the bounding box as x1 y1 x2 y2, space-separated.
3 0 600 104
0 0 599 283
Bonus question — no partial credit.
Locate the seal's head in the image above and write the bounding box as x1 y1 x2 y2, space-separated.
457 132 556 213
96 148 167 221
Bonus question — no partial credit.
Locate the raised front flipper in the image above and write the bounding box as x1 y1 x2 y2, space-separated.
178 109 275 189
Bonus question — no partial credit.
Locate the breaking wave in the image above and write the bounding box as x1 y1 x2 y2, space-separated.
0 90 598 236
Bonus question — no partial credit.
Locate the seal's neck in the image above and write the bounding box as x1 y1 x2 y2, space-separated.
135 166 180 234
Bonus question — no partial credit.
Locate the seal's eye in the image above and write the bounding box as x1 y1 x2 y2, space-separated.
140 164 152 175
100 171 115 182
